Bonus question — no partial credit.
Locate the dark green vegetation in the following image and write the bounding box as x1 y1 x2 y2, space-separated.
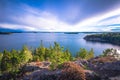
84 32 120 45
64 32 79 34
0 41 94 77
76 48 94 60
0 32 12 35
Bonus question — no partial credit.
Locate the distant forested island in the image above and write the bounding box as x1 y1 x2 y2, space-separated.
84 32 120 45
64 32 79 34
0 32 12 35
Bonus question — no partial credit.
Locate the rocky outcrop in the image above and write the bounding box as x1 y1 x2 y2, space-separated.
85 70 100 80
74 56 120 80
21 61 51 72
88 57 120 80
21 62 86 80
20 61 102 80
22 69 61 80
7 56 120 80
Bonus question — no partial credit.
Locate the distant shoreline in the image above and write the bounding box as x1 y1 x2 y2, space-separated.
0 32 12 35
84 32 120 46
64 32 79 34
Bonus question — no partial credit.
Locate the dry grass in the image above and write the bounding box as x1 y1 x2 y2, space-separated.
91 56 117 64
59 62 86 80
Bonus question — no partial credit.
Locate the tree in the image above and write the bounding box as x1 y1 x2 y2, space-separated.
102 48 113 56
35 41 46 61
10 49 20 72
63 49 72 61
76 48 94 60
86 48 94 60
19 46 33 64
76 48 88 59
0 53 3 73
1 50 12 73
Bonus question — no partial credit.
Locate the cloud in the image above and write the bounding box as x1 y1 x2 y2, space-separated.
0 23 36 31
0 4 120 32
75 8 120 26
74 8 120 31
0 4 73 32
59 3 81 23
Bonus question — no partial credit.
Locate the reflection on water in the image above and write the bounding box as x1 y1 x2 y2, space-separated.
0 33 120 56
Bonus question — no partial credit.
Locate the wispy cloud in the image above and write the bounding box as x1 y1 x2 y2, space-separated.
0 4 120 32
0 23 36 31
74 8 120 31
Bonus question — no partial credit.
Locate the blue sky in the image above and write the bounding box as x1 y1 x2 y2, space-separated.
0 0 120 32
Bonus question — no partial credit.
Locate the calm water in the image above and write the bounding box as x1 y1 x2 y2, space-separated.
0 33 120 56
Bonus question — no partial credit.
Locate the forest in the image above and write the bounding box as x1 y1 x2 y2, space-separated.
0 41 94 76
84 32 120 45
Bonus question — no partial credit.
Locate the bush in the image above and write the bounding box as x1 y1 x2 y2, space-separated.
76 48 94 60
59 62 86 80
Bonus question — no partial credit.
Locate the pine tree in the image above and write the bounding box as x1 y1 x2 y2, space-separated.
19 46 33 64
1 50 12 72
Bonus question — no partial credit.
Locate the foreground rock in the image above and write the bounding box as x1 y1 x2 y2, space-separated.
88 56 120 80
2 50 120 80
85 70 100 80
21 61 51 72
22 69 61 80
21 62 86 80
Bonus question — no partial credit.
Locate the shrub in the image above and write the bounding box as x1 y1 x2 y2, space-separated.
59 62 86 80
76 48 94 60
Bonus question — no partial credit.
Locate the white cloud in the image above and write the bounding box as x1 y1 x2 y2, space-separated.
97 16 120 26
1 4 120 32
10 5 74 32
75 8 120 27
0 23 36 31
73 8 120 31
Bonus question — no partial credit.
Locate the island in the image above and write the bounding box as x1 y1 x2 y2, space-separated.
84 32 120 45
0 32 12 35
64 32 79 34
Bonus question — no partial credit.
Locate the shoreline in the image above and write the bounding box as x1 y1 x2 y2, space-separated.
84 33 120 46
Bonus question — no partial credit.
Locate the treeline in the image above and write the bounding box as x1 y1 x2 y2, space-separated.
84 32 120 45
0 41 94 75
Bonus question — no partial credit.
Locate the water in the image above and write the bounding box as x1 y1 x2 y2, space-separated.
0 33 120 56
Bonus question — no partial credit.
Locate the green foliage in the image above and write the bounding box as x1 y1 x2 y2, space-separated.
0 46 33 74
34 41 46 61
1 50 12 73
10 49 20 72
84 32 120 45
0 41 95 76
0 53 3 60
100 48 113 57
76 48 94 60
76 48 88 59
86 48 94 59
32 42 72 69
19 45 33 64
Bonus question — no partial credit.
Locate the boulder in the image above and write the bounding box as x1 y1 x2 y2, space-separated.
89 58 120 79
85 70 101 80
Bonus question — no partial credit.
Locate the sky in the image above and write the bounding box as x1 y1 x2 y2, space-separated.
0 0 120 32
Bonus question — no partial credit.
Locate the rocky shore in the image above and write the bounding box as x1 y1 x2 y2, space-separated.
16 57 120 80
1 49 120 80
